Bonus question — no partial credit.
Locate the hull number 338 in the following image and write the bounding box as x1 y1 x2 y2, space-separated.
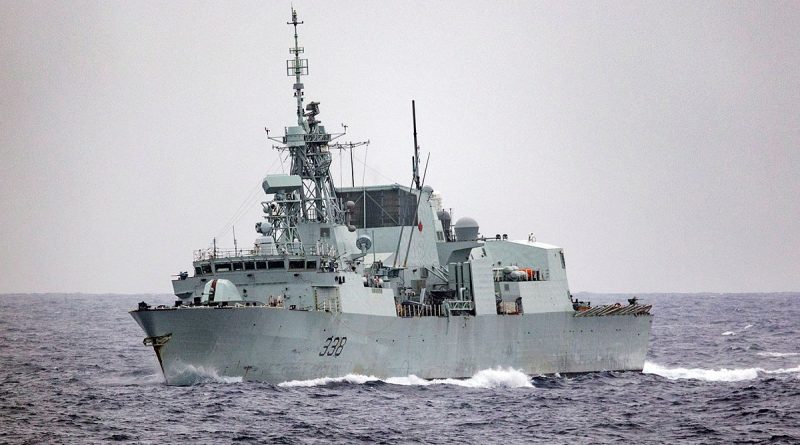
319 336 347 356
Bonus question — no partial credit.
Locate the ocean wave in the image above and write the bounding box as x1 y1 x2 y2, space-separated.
643 361 800 382
97 372 164 386
96 363 166 386
279 368 533 389
721 331 735 336
388 368 534 388
278 374 380 387
756 352 800 358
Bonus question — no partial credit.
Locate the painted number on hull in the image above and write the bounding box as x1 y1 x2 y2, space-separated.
319 336 347 357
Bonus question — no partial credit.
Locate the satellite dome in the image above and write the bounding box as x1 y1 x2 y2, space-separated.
453 216 479 241
422 185 434 194
201 279 243 303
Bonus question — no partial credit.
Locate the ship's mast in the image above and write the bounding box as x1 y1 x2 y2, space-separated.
288 9 305 127
262 9 347 253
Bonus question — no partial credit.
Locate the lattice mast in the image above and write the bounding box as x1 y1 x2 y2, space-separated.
281 8 343 225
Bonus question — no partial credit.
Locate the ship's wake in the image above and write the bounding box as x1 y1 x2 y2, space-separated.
162 362 800 386
278 367 534 389
643 361 800 382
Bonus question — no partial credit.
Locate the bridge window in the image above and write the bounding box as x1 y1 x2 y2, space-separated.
306 260 317 270
244 261 255 270
256 261 267 270
232 262 244 271
194 266 203 275
202 264 212 274
336 187 418 229
268 260 285 270
215 263 232 272
289 260 305 270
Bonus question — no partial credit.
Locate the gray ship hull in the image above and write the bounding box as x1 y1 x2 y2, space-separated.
131 307 652 385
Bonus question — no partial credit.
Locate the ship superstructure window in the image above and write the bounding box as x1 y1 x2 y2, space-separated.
289 260 305 270
268 260 285 270
244 261 255 270
194 266 202 275
256 261 267 270
202 264 212 274
215 263 232 272
306 260 317 270
320 227 330 238
337 187 418 229
232 262 244 271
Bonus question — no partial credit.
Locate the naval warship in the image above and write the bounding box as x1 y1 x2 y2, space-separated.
131 9 652 385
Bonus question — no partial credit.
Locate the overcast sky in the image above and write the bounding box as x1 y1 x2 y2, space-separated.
1 1 798 294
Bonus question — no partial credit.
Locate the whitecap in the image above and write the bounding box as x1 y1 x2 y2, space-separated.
743 324 753 330
643 362 756 381
279 367 533 388
643 361 800 382
721 331 735 336
388 368 534 388
762 365 800 375
756 352 800 358
383 374 431 386
278 374 380 387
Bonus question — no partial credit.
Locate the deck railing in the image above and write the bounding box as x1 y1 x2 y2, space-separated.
193 243 334 261
397 304 446 318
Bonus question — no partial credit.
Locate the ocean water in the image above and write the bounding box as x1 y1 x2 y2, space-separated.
1 293 798 444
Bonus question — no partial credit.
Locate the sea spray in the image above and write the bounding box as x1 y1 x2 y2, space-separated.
167 364 244 385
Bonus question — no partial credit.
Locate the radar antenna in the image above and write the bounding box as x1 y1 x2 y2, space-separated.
329 123 370 188
287 8 307 126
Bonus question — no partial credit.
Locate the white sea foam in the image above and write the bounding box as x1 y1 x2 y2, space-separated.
743 324 753 330
278 374 381 387
721 331 735 336
643 362 756 381
643 361 800 382
763 365 800 375
388 368 534 388
757 352 800 358
279 367 533 388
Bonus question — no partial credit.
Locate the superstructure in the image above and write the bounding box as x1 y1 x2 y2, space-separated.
131 9 652 385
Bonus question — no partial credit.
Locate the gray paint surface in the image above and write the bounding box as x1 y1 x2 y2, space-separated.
131 307 652 384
